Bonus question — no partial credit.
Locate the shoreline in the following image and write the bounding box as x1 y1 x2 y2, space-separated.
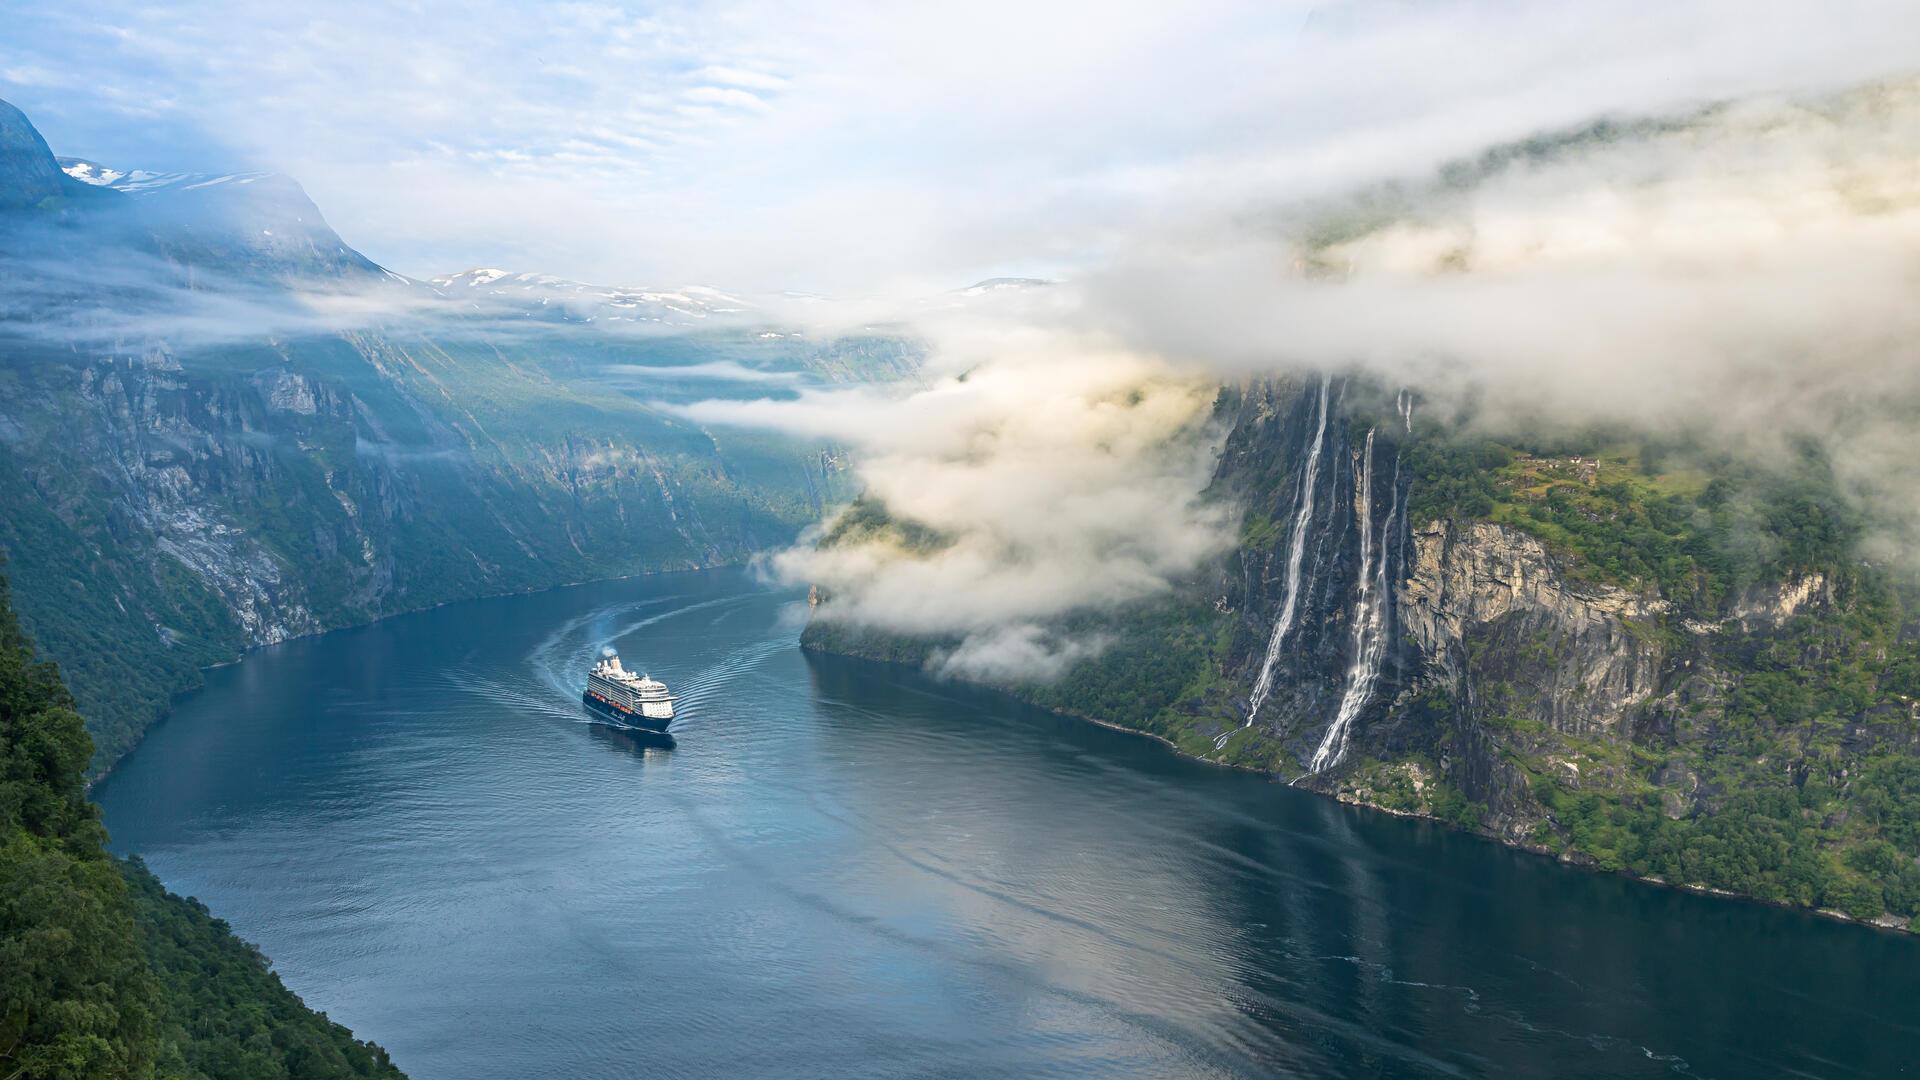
803 641 1919 938
99 594 1917 938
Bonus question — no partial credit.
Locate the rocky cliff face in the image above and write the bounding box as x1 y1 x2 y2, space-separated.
1213 380 1750 819
805 372 1920 924
73 349 325 645
1206 377 1413 771
0 95 866 773
1194 378 1920 923
1 328 850 772
1368 520 1674 839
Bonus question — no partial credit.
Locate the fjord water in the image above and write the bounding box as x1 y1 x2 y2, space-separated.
98 570 1918 1079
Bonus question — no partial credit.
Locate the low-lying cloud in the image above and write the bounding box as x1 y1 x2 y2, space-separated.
685 76 1920 679
680 323 1232 677
1085 78 1920 568
0 233 773 353
1089 80 1920 423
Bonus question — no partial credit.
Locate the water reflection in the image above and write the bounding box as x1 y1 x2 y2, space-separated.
585 722 677 756
800 649 1920 1078
94 569 1920 1080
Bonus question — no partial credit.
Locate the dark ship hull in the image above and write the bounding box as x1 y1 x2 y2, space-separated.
582 691 673 733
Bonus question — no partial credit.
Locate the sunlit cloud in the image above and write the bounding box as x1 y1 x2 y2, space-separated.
6 1 1916 291
675 75 1920 675
7 0 1920 680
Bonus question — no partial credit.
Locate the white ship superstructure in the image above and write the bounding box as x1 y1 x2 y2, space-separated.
583 653 675 730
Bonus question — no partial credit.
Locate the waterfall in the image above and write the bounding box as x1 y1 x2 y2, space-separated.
1231 376 1332 746
1307 430 1399 773
1395 389 1414 433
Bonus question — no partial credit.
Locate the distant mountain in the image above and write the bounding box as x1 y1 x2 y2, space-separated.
57 159 274 194
0 98 115 211
428 267 756 327
2 92 383 283
51 153 384 279
426 269 1054 328
0 96 870 778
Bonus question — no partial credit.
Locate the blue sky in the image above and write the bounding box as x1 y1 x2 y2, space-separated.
4 1 1915 291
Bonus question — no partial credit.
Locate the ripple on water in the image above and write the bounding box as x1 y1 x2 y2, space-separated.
95 568 1920 1080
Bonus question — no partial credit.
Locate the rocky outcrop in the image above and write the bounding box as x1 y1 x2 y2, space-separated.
1399 520 1668 738
800 372 1920 924
1731 572 1830 629
254 368 319 415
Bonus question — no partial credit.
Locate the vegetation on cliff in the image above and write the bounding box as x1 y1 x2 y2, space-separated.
804 382 1920 928
0 328 855 776
1396 420 1920 919
0 94 890 778
0 572 404 1078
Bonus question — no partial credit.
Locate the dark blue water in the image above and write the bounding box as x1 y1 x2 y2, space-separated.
97 569 1920 1078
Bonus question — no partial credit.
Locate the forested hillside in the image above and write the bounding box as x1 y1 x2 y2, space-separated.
0 572 406 1078
804 377 1920 928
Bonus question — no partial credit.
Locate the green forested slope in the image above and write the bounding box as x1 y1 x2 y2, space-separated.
1396 429 1920 918
803 390 1920 927
0 572 404 1079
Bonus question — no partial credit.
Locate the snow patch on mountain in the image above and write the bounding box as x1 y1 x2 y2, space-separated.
58 158 275 196
59 159 125 186
427 267 759 325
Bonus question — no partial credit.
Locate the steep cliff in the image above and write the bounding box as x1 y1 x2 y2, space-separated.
0 327 862 773
1220 379 1920 923
804 374 1920 926
0 98 868 774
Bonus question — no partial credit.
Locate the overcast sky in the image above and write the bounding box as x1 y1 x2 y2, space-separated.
4 1 1916 291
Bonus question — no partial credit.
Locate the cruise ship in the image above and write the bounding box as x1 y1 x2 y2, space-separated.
582 653 675 732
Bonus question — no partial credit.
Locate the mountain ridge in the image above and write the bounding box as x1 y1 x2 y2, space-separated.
0 97 868 775
0 97 117 211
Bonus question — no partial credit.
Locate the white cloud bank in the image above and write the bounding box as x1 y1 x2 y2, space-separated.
681 319 1232 675
1085 79 1920 567
8 1 1920 677
8 1 1920 290
1091 81 1920 427
691 75 1920 677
